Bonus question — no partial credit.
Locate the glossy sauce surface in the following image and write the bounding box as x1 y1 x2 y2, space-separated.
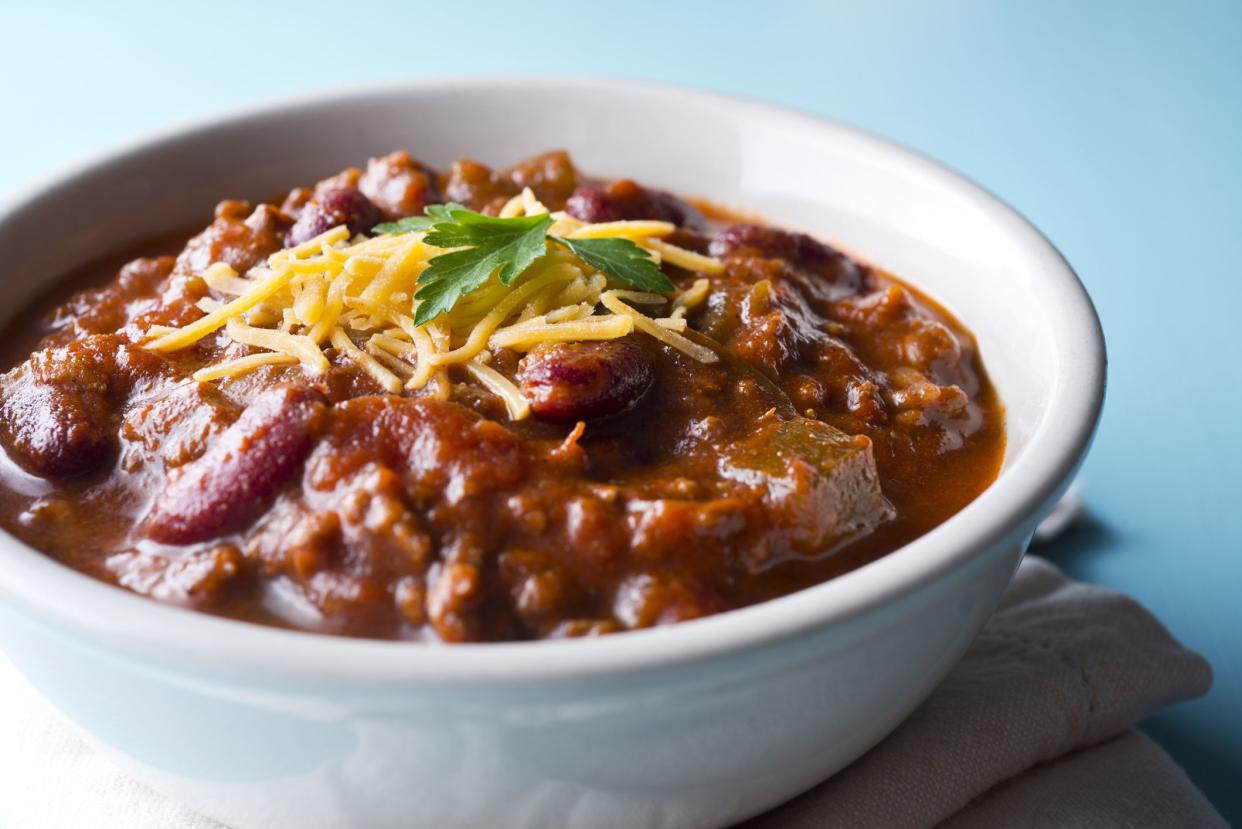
0 151 1004 641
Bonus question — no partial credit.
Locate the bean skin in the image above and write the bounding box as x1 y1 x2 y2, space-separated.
564 180 702 228
709 224 868 300
0 380 112 478
285 188 381 247
708 224 841 263
0 336 168 479
517 340 654 421
145 386 327 544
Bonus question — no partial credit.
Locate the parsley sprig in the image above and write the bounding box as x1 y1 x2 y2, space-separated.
376 203 675 325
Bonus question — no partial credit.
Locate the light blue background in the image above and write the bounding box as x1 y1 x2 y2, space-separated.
4 0 1240 820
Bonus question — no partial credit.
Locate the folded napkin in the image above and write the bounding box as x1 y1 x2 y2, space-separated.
742 556 1220 828
0 557 1220 828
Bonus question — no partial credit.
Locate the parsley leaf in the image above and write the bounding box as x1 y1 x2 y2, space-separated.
552 236 675 293
382 202 678 324
372 215 438 235
413 208 553 324
373 202 466 236
424 203 461 222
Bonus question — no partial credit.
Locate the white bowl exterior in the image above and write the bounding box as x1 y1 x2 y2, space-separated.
0 78 1103 827
0 536 1023 828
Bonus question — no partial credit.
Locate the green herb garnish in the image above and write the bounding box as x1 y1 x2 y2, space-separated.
371 203 459 235
380 203 675 325
551 236 675 294
413 207 553 324
371 216 437 235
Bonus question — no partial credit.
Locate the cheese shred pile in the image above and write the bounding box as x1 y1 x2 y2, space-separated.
142 189 721 420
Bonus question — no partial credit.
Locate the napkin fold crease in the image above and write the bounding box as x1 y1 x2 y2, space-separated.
742 556 1218 828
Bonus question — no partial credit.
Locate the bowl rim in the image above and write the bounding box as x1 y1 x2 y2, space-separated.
0 75 1105 685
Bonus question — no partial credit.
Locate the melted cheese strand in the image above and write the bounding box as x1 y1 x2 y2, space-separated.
366 346 416 379
368 333 416 357
147 266 299 351
600 292 718 363
330 326 402 393
463 360 531 420
359 235 425 304
607 290 669 305
490 314 634 351
568 220 677 240
641 238 725 274
143 202 725 415
226 319 330 373
671 278 711 319
293 277 327 327
308 275 349 344
426 265 577 367
202 263 251 296
192 352 297 382
655 317 688 332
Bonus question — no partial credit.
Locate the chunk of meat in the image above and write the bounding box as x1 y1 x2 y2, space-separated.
624 497 748 560
145 386 327 544
285 188 381 247
735 277 838 378
517 339 655 421
358 150 442 221
565 180 703 228
176 201 289 275
441 151 581 215
498 548 575 634
45 257 174 346
241 463 437 635
442 159 520 214
275 167 360 221
719 416 893 567
612 570 726 628
500 150 580 208
120 382 241 470
109 544 249 606
307 396 528 502
279 186 314 220
314 167 362 195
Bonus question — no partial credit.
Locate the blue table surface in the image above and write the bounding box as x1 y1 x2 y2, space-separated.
5 0 1240 820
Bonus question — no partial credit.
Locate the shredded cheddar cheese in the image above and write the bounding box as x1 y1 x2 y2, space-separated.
142 188 723 420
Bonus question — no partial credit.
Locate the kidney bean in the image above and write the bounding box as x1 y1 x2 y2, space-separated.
710 224 869 300
145 386 326 544
708 223 843 262
0 379 112 478
564 180 703 228
517 340 654 421
285 188 381 247
0 336 169 478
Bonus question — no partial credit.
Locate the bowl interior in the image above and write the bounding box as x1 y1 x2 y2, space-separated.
0 78 1102 679
0 81 1055 464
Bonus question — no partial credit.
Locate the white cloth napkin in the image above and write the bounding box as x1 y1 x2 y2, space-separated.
742 556 1220 828
0 557 1220 828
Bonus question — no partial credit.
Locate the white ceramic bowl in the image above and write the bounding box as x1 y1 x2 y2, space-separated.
0 77 1104 828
